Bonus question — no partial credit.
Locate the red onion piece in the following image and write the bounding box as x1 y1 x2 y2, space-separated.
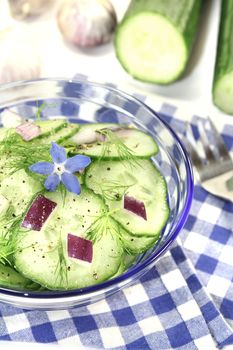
67 233 93 263
22 195 57 231
72 129 105 145
16 122 41 141
114 128 132 139
124 195 147 221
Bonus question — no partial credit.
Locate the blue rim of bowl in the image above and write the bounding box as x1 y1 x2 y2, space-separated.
0 78 194 299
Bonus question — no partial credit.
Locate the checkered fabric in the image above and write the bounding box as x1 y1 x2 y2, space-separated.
0 75 233 349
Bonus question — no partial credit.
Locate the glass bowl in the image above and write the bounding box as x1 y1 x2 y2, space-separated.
0 78 193 310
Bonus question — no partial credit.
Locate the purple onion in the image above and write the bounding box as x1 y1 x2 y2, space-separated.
22 195 57 231
67 233 93 263
16 122 41 141
124 195 147 221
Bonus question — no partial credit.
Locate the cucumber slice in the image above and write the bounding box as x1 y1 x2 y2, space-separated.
121 230 159 254
67 123 158 159
212 0 233 114
85 159 169 237
115 0 202 84
14 188 123 290
36 119 67 138
0 154 11 182
40 122 80 144
0 263 42 291
0 169 42 217
111 252 136 277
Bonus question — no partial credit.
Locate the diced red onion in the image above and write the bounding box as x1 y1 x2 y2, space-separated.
114 128 132 139
67 233 93 263
16 122 41 141
124 195 147 221
95 132 106 142
22 195 57 231
71 126 132 145
72 129 105 145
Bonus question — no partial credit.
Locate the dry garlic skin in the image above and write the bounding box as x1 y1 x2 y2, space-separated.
57 0 117 47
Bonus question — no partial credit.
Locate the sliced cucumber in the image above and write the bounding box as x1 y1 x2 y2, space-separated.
0 169 42 217
0 263 42 291
0 154 11 182
66 123 158 159
85 159 169 237
121 230 159 254
35 119 67 138
14 188 123 290
212 0 233 114
69 123 118 145
111 252 136 277
115 0 202 84
40 122 80 144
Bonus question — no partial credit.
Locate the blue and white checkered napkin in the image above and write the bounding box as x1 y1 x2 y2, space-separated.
0 78 233 350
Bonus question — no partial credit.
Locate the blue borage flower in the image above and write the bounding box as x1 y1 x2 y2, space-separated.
29 142 91 195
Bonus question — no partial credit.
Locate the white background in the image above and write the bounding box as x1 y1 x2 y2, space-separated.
1 0 233 127
0 0 232 349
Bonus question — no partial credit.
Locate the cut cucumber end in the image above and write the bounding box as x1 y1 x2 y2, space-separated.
213 71 233 114
115 13 187 84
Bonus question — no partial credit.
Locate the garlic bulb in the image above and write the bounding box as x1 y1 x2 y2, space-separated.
57 0 117 47
0 27 40 84
8 0 55 19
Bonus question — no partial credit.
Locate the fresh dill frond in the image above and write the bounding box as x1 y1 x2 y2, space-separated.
55 231 68 287
85 208 122 244
0 235 15 265
35 101 56 122
0 131 51 177
0 189 47 266
0 209 29 265
57 184 67 208
97 129 140 166
94 180 135 201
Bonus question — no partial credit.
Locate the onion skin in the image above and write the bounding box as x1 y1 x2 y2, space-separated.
57 0 117 47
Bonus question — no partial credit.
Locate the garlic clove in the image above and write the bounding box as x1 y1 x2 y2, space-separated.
57 0 117 48
8 0 55 19
0 26 41 84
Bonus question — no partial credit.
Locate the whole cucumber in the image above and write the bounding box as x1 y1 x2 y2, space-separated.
213 0 233 115
114 0 203 84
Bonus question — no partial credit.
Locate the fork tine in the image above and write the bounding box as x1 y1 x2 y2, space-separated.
185 123 197 148
207 117 232 160
197 119 215 162
184 123 203 169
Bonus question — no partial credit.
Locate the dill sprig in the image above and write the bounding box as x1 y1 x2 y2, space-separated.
0 212 29 265
0 235 15 265
0 131 51 177
97 129 140 167
0 189 47 266
85 209 126 253
93 180 135 201
35 101 56 122
54 231 68 287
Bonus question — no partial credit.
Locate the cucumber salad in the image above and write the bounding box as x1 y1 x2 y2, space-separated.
0 115 169 291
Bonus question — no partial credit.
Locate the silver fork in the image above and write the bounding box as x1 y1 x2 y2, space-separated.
184 117 233 202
